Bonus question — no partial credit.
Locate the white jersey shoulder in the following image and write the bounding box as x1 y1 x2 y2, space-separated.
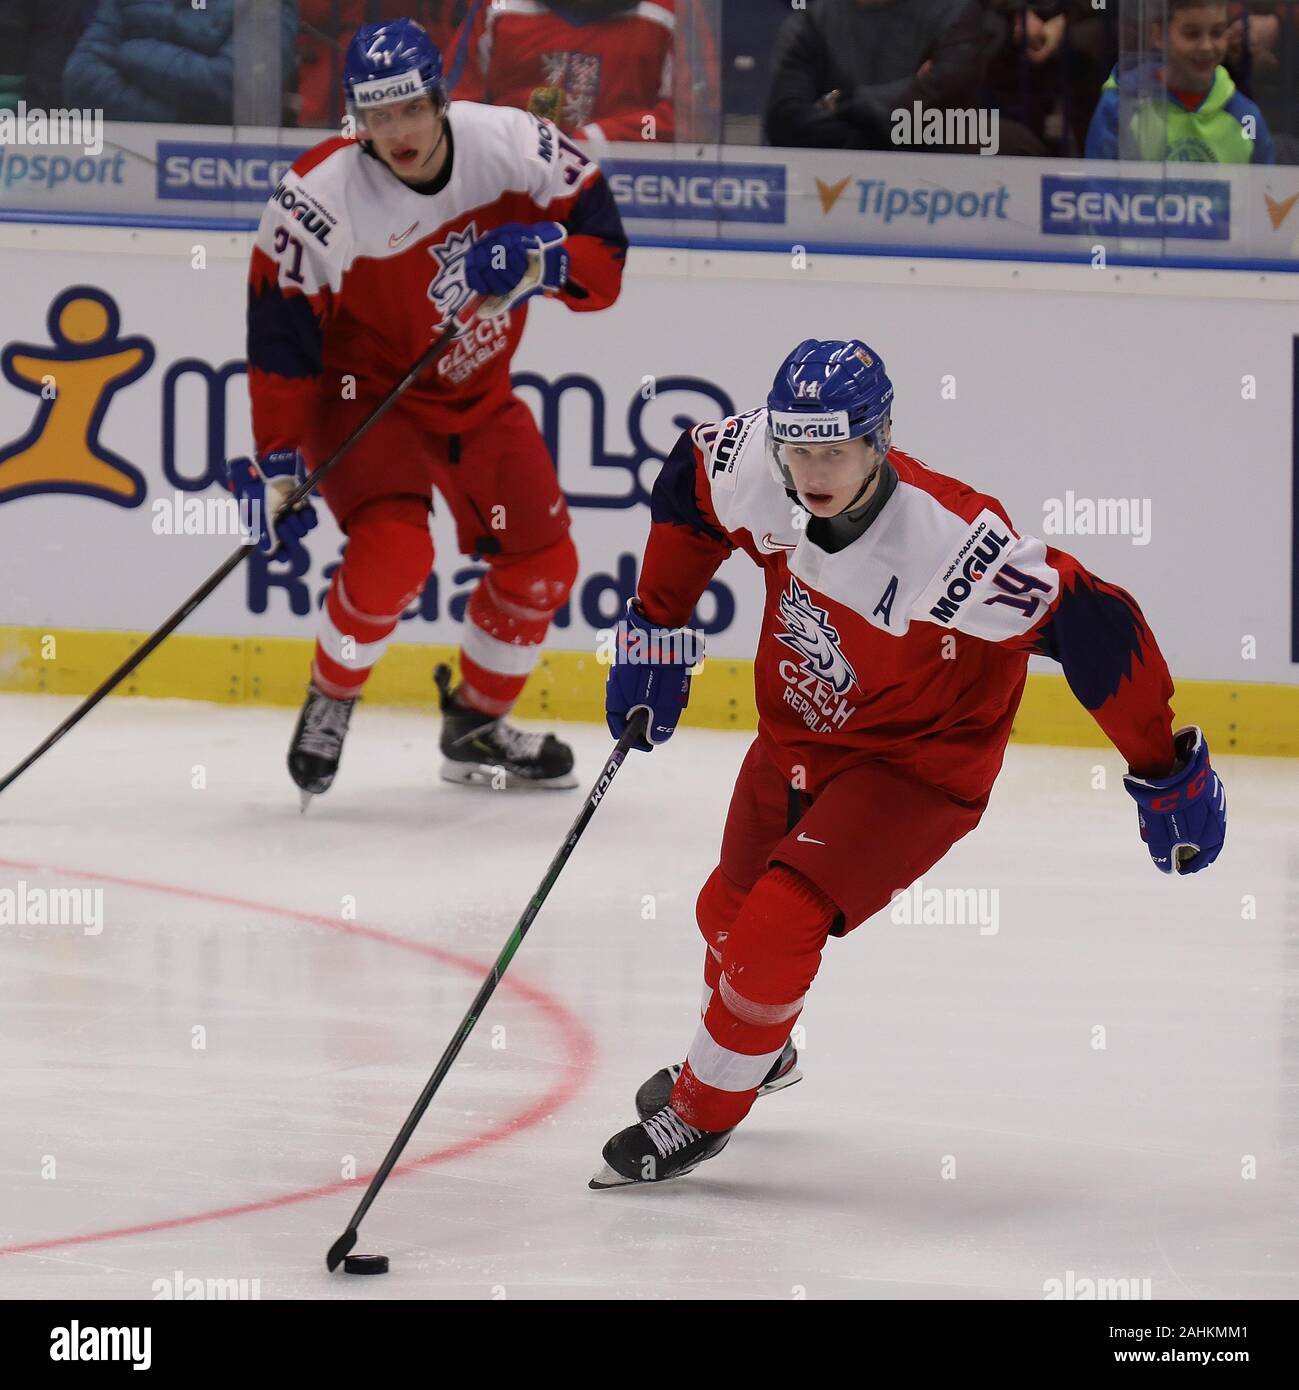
796 476 1060 641
253 104 598 293
906 490 1059 641
691 408 788 539
254 140 356 296
692 417 1059 642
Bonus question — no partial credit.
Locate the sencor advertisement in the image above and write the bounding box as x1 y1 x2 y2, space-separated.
0 121 1295 266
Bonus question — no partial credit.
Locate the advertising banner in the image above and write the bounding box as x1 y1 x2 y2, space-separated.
1 121 1296 267
1 233 1297 689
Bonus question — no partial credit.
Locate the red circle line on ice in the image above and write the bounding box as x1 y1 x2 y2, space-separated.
0 855 595 1258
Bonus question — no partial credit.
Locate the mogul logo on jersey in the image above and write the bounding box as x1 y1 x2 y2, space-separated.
769 410 851 443
1041 176 1230 241
927 519 1015 624
709 411 760 482
269 182 336 245
426 224 478 322
601 160 786 224
157 143 309 203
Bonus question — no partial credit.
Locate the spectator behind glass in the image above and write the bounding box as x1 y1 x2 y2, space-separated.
983 1 1114 156
1085 0 1275 162
765 0 989 151
295 3 464 129
449 0 720 146
0 0 98 111
1223 2 1299 161
64 0 297 125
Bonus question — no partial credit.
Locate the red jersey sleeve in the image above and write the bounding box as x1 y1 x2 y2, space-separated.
518 112 627 311
246 140 350 459
1009 547 1177 778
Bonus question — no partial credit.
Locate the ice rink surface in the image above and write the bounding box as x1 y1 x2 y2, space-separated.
0 691 1295 1300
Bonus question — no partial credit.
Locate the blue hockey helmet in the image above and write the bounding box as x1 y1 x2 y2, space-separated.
766 339 894 497
343 19 448 133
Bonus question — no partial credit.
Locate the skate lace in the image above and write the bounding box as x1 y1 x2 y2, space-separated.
298 693 353 757
490 720 545 762
642 1106 702 1159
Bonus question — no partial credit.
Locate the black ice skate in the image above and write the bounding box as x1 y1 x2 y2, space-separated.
634 1038 802 1122
288 683 357 810
589 1104 732 1189
434 664 577 789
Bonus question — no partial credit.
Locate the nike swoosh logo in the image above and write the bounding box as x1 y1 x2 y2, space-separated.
388 222 419 248
796 832 825 845
762 532 797 552
548 497 565 516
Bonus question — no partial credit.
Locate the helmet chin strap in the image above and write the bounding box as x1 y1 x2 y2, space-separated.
835 461 881 518
423 111 449 167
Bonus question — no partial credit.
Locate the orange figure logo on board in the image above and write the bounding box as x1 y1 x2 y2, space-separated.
0 286 154 506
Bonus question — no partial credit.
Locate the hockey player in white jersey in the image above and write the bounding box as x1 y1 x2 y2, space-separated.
229 18 627 803
595 337 1228 1187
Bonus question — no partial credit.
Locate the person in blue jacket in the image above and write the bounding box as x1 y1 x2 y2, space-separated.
64 0 298 125
1086 0 1275 163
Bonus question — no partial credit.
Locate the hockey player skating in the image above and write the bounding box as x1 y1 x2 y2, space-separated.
594 338 1228 1188
230 18 627 805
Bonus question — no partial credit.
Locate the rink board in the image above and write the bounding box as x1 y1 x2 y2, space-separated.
1 623 1296 758
2 227 1297 751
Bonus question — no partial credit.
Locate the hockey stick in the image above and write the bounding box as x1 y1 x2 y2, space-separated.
0 293 489 798
325 707 649 1273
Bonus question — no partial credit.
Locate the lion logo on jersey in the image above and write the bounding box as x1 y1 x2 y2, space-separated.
427 223 477 322
774 578 858 696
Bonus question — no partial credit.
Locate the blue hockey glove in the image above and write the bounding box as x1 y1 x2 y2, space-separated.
464 222 568 301
1122 726 1226 875
605 600 705 752
225 450 317 560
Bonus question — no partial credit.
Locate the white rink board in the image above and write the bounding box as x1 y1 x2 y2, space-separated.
0 228 1296 682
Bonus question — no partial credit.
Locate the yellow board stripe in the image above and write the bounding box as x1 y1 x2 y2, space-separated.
1 625 1295 757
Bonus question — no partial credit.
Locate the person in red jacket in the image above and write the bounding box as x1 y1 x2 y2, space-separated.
450 0 717 146
231 18 627 805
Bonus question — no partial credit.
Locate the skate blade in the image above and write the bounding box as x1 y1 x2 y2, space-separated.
298 790 315 814
588 1162 637 1190
589 1145 724 1191
762 1066 802 1097
440 760 579 791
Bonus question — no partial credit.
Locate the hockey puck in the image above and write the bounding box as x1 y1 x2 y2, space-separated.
343 1254 390 1275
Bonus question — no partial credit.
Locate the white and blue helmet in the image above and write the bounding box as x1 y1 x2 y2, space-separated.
766 338 895 496
343 19 448 135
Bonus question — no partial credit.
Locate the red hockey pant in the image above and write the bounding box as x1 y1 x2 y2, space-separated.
671 737 985 1132
307 395 576 714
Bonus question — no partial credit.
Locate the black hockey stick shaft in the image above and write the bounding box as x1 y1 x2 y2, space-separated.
326 709 649 1272
0 301 483 798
